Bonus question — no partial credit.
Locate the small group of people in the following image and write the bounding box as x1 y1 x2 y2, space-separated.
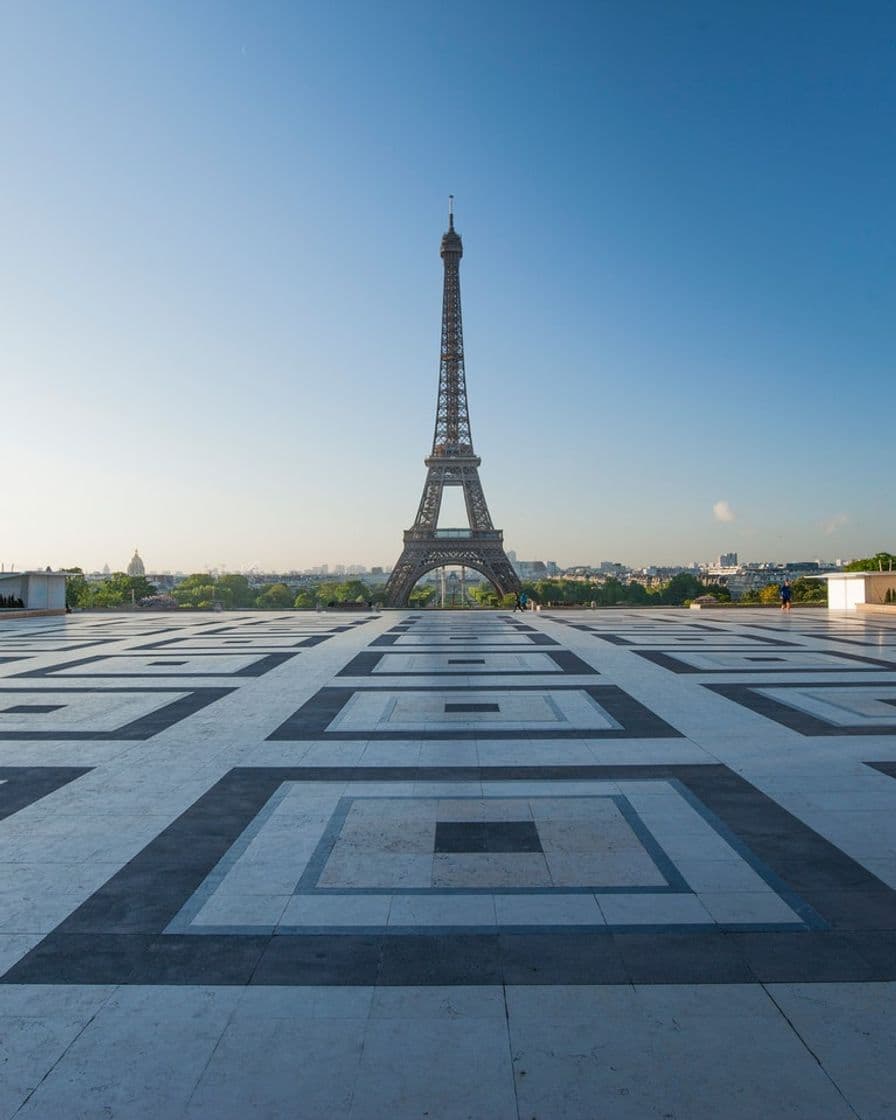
513 591 529 612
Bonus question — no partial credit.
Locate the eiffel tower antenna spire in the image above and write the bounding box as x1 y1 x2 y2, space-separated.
383 206 520 607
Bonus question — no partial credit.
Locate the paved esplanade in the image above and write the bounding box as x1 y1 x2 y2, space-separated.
1 607 895 1118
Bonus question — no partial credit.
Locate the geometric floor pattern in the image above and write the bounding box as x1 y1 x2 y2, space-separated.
2 606 896 1118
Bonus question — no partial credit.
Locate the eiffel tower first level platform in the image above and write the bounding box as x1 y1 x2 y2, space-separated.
383 203 521 607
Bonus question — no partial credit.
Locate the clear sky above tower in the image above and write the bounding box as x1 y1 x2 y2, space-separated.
2 1 893 571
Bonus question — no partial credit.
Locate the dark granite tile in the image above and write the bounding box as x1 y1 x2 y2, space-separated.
135 934 270 984
728 931 880 982
253 934 383 985
2 933 153 985
613 931 755 984
378 935 501 985
434 820 542 853
444 703 500 714
498 933 628 985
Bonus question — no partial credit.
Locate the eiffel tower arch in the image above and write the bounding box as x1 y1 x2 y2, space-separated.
384 203 521 608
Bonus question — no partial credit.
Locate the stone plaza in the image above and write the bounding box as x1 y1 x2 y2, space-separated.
1 605 895 1118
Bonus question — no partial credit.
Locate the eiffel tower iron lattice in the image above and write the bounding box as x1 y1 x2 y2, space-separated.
383 204 521 607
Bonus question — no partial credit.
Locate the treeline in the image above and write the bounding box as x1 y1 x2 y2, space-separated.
62 569 732 611
62 570 394 611
740 577 826 605
63 570 158 609
845 552 896 572
473 573 733 608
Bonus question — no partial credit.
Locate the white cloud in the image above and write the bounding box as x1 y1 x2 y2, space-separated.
822 513 849 536
713 500 735 523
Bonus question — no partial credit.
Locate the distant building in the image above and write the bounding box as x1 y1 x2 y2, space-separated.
127 549 145 577
516 560 548 580
718 552 737 568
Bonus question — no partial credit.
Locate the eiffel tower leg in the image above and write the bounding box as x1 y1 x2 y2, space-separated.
383 541 521 607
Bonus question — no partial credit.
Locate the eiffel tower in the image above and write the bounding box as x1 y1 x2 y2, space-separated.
384 202 521 608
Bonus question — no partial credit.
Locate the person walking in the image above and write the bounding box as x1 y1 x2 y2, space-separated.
780 580 793 611
520 591 529 612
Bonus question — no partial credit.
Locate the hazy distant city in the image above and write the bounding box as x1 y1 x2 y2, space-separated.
13 547 856 605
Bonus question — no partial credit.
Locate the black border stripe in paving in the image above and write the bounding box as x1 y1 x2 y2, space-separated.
336 649 598 677
370 633 559 647
0 640 118 653
0 767 91 822
635 649 896 674
11 651 300 679
588 632 801 648
866 761 896 781
133 634 332 651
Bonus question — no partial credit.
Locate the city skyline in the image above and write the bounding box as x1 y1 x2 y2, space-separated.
4 3 893 573
0 547 857 580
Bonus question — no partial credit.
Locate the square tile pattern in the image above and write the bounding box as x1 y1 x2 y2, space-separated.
268 685 682 740
163 777 812 937
9 759 896 987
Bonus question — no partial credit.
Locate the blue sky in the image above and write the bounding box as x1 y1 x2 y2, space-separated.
2 1 893 572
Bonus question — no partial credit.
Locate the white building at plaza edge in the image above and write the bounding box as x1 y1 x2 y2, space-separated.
815 570 896 611
0 570 67 613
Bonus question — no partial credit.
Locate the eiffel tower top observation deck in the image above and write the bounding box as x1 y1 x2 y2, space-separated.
383 201 520 607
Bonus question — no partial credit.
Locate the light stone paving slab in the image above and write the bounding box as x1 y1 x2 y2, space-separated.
766 982 896 1120
506 983 859 1120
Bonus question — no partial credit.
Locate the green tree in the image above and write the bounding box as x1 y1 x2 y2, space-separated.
622 582 651 605
408 586 435 606
845 552 896 572
255 583 294 609
759 583 781 604
791 576 826 603
84 572 158 608
85 582 123 608
216 574 254 607
174 574 218 609
468 584 500 606
293 589 318 609
61 567 90 609
660 573 702 605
